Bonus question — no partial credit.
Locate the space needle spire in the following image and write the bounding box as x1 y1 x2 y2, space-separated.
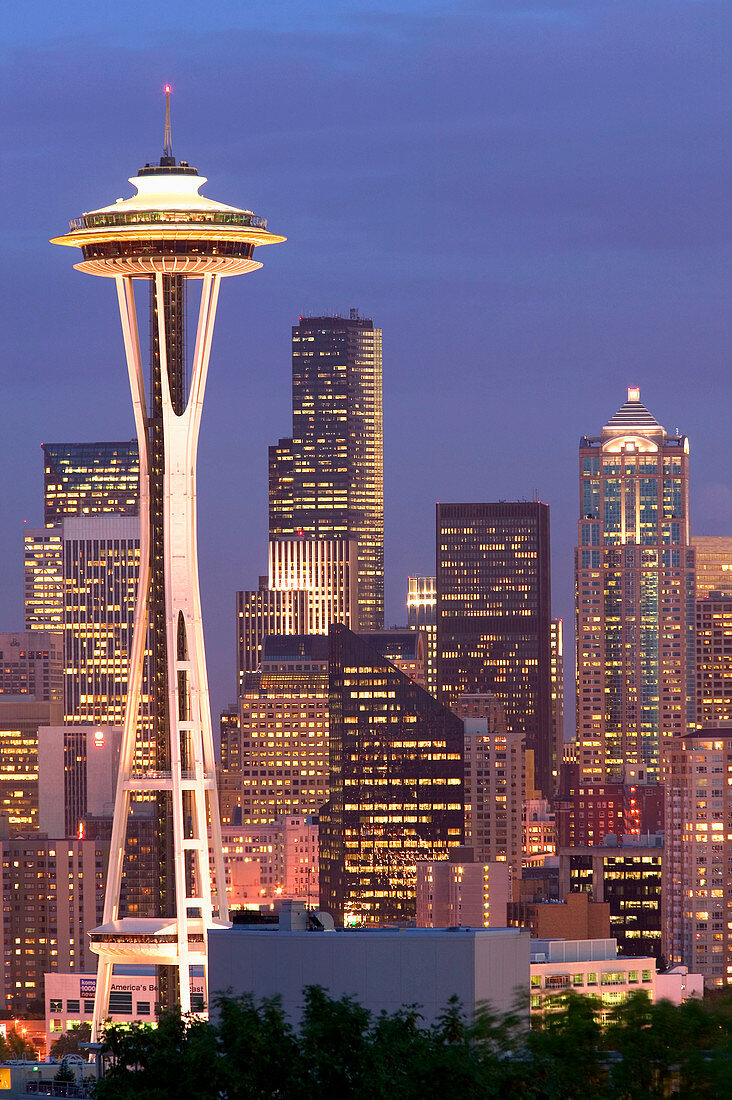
163 84 173 159
52 98 285 1038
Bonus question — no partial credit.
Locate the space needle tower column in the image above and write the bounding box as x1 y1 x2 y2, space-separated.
52 91 284 1037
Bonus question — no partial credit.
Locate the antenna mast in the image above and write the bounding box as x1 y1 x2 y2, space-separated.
163 85 173 158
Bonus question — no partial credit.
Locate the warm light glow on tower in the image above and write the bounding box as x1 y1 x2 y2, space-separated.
52 96 284 1037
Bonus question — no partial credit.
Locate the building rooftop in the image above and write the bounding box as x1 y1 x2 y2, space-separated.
602 387 666 436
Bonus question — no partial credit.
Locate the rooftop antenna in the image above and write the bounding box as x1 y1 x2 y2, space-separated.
163 84 173 159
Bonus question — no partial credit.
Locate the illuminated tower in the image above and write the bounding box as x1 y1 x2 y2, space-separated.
575 387 695 782
269 312 384 630
52 91 284 1035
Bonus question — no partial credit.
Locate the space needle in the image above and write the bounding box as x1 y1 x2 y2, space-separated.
52 89 285 1037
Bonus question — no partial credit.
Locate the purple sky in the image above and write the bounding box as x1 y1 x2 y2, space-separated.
3 1 732 727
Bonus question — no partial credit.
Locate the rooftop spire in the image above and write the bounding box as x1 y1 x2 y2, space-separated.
163 85 173 159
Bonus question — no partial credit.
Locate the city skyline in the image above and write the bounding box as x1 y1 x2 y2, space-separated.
4 2 732 732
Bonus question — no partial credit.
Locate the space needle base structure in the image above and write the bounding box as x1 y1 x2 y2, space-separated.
52 93 284 1039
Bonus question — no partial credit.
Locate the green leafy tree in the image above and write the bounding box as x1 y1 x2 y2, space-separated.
51 1022 91 1059
94 1010 221 1100
527 992 605 1099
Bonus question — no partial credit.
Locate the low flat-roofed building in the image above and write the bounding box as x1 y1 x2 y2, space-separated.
209 910 529 1024
44 971 205 1052
529 938 701 1021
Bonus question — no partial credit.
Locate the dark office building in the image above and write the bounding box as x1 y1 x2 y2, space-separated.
559 840 663 959
269 312 384 631
436 502 553 795
43 441 139 525
319 625 463 926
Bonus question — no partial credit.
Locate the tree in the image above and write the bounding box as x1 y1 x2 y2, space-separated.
51 1022 91 1059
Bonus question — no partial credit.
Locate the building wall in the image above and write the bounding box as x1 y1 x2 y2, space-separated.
559 843 663 959
696 594 732 725
436 501 553 796
455 695 523 889
236 585 308 684
407 576 437 697
0 633 63 704
269 538 359 634
61 516 141 727
0 837 106 1013
662 729 732 988
416 854 510 928
691 536 732 598
24 529 63 633
209 926 530 1025
530 939 657 1021
42 441 139 525
44 971 204 1050
0 699 63 831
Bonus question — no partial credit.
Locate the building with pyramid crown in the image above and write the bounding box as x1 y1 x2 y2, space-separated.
574 387 695 785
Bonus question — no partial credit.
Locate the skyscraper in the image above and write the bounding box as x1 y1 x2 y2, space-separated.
696 592 732 725
0 632 62 702
319 625 463 926
454 694 524 887
691 536 732 597
43 441 139 525
61 516 141 727
436 501 553 796
24 528 63 632
222 635 330 827
269 311 384 630
575 388 695 782
407 575 437 696
52 93 284 1029
235 537 358 685
662 728 732 988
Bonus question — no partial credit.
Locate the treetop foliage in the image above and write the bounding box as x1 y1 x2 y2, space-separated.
92 987 732 1099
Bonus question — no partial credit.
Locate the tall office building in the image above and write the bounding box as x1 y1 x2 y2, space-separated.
62 516 141 728
407 576 437 696
319 625 463 926
0 632 62 702
24 528 64 632
0 835 107 1013
691 536 732 597
454 694 524 888
550 619 564 790
436 502 553 796
269 312 384 630
24 442 140 636
696 592 732 725
236 583 308 685
43 441 139 524
575 388 695 782
662 728 732 988
0 698 63 831
560 837 663 959
221 635 330 827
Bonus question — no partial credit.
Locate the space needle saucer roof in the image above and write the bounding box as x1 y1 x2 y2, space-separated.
51 131 285 277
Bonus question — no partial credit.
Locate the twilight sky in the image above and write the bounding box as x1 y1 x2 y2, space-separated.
2 0 732 727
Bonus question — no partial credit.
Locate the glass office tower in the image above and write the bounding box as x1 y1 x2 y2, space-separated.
269 311 384 630
575 388 695 781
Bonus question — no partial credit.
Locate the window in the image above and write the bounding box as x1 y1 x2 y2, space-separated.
84 1000 94 1015
136 1001 151 1016
530 975 541 988
49 999 62 1013
66 1000 80 1013
109 991 133 1014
